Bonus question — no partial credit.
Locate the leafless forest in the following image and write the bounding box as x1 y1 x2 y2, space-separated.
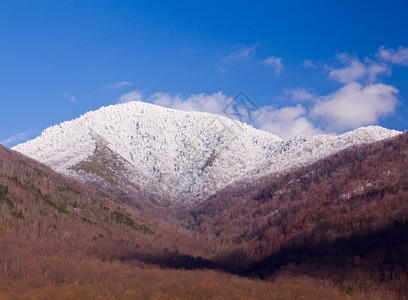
1 133 408 299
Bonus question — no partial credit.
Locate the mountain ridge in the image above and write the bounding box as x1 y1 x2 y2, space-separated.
13 101 401 204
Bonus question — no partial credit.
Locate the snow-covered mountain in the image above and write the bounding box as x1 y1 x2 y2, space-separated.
13 101 401 204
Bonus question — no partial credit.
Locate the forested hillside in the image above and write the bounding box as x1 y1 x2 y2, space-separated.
182 132 408 298
2 132 408 298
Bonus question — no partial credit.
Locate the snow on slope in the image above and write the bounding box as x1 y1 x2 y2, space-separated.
13 101 401 204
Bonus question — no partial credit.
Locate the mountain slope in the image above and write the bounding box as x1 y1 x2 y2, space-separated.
0 144 211 260
181 132 408 297
0 145 356 300
13 101 401 204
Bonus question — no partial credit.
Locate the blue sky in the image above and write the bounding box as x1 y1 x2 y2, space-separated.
1 0 408 145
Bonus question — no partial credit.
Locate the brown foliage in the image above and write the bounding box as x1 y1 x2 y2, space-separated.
0 242 360 300
2 131 408 298
181 133 408 298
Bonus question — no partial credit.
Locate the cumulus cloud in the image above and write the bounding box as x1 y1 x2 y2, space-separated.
254 105 321 139
117 90 144 103
366 61 391 82
116 80 398 139
377 46 408 65
329 58 389 84
263 56 284 75
63 92 76 102
329 60 367 83
312 82 398 131
103 81 134 89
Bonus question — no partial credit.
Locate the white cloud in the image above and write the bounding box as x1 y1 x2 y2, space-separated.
1 130 36 147
117 90 144 103
103 81 134 89
366 61 390 82
285 88 316 101
216 66 229 74
148 91 231 116
254 105 321 139
214 62 229 74
377 46 408 66
329 60 367 83
263 56 284 75
302 59 317 68
117 90 236 117
116 78 398 139
166 47 403 137
63 92 76 102
312 82 398 131
228 45 258 60
215 44 259 74
329 55 390 84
